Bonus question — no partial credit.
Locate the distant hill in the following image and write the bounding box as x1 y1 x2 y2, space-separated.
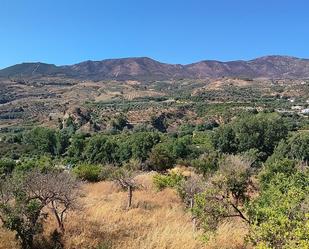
186 56 309 79
0 62 65 78
66 57 187 81
1 55 309 80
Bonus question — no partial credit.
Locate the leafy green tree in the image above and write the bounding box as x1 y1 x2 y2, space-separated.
212 125 238 154
151 114 168 132
235 113 288 157
55 128 73 156
193 155 252 232
172 135 196 159
111 114 130 131
113 132 160 163
178 124 195 136
0 158 16 177
65 116 77 130
116 139 132 162
192 131 214 151
83 135 118 164
23 127 58 155
67 134 88 162
213 113 289 158
247 164 309 249
270 132 309 162
148 143 176 171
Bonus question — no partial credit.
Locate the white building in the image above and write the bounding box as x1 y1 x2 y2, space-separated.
291 106 302 110
301 108 309 115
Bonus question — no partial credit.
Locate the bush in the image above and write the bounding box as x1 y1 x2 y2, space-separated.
73 164 102 182
270 132 309 162
247 167 309 248
15 156 55 173
259 159 296 189
213 113 289 158
153 172 185 191
0 158 16 176
191 152 219 176
23 127 58 155
193 155 252 231
99 165 117 181
148 143 176 171
111 114 129 131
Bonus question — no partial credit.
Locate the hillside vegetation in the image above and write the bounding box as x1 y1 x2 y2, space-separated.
0 174 249 249
0 108 308 249
0 61 308 249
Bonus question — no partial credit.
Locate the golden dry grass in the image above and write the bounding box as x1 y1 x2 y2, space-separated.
61 177 204 249
0 228 19 249
0 173 249 249
207 221 250 249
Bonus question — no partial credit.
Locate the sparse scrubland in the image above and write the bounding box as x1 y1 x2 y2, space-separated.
0 75 308 249
0 174 249 249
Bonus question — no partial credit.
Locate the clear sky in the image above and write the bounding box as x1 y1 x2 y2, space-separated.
1 0 309 68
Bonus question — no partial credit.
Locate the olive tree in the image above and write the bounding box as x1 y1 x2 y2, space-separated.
193 155 253 231
247 161 309 248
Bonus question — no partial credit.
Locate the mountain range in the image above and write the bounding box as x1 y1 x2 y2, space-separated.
1 55 309 81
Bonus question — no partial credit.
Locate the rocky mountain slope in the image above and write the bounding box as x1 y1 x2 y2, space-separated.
1 56 309 80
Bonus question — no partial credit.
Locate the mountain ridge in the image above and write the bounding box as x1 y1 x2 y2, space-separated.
1 55 309 80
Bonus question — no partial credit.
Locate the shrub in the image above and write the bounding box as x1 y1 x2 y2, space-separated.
0 158 16 176
99 165 116 181
259 159 296 189
111 114 129 131
270 132 309 162
73 164 102 182
213 113 289 158
193 155 252 232
247 168 309 249
153 172 185 191
23 127 58 155
191 152 219 176
148 143 176 171
14 156 55 173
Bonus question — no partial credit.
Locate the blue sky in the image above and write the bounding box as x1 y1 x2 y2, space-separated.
1 0 309 68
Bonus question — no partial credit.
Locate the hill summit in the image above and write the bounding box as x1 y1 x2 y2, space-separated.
1 55 309 80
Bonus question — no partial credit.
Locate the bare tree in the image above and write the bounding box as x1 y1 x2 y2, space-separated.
0 170 81 249
22 170 82 233
0 174 43 249
180 174 205 209
111 168 139 209
179 174 205 230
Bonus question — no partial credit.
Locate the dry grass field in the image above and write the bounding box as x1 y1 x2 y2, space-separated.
0 174 249 249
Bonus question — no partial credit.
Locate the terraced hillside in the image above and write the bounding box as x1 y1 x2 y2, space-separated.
0 76 308 134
